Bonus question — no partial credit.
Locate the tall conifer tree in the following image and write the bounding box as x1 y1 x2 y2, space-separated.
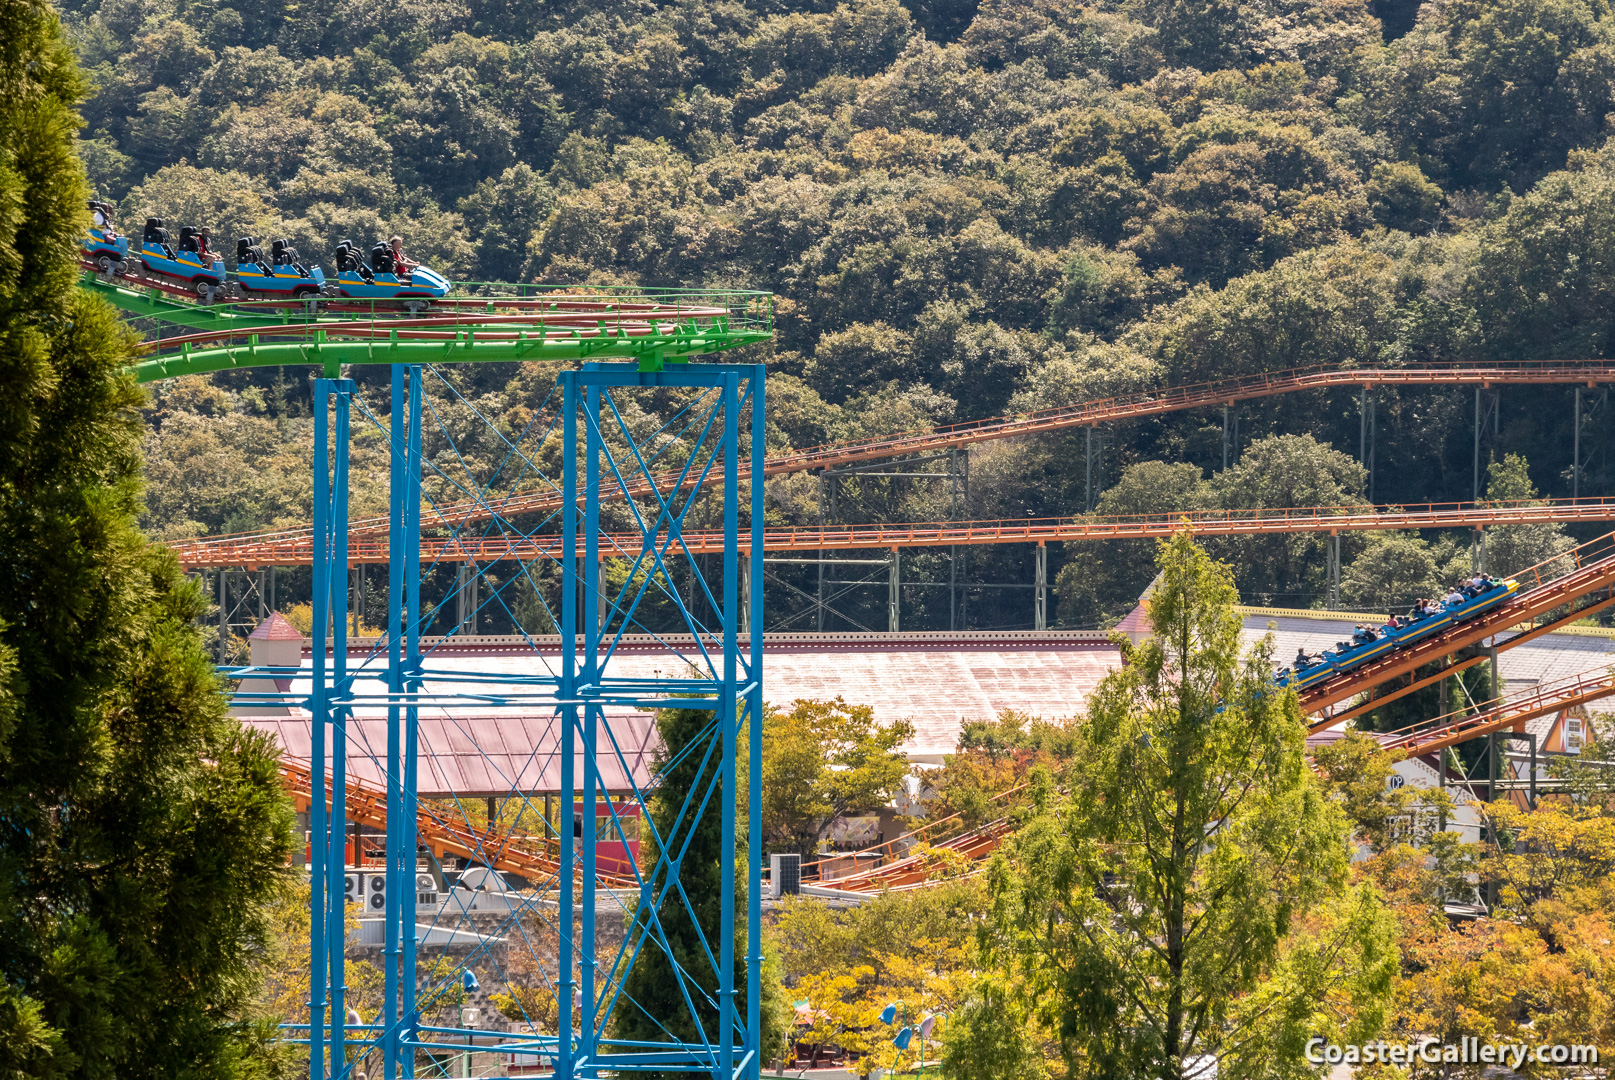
611 705 783 1074
0 2 295 1076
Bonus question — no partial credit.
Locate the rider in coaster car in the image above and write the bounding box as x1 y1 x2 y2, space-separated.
1294 647 1318 669
1351 624 1378 645
90 200 113 229
1464 572 1497 597
389 234 419 275
1443 585 1466 607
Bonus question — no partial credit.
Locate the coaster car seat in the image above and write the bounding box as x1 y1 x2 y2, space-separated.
335 240 374 281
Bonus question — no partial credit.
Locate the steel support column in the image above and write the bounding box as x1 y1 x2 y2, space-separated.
217 570 228 663
1359 386 1376 504
747 363 765 1076
1085 426 1096 512
1222 405 1230 471
290 360 763 1080
1474 387 1500 500
1576 387 1583 500
309 377 354 1080
1327 533 1340 611
816 476 826 633
888 548 900 633
1034 542 1047 631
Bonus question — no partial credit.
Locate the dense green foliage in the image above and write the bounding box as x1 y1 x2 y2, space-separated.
60 0 1615 627
0 1 296 1075
761 697 913 858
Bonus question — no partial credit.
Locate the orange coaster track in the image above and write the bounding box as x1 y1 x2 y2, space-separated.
804 535 1615 895
177 497 1615 569
1302 529 1615 723
178 358 1615 558
819 664 1615 895
806 820 1015 894
280 758 637 888
1377 665 1615 759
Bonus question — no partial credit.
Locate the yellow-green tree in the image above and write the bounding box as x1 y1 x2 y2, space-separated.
762 697 914 858
976 531 1397 1079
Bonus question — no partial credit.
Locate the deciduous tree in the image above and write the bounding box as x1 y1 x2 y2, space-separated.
976 532 1394 1079
761 697 913 858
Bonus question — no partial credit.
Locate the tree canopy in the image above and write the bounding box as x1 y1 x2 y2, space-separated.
978 533 1396 1078
62 0 1615 629
762 697 913 858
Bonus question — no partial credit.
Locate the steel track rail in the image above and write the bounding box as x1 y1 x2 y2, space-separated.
1375 665 1615 758
280 757 636 888
183 359 1615 554
174 499 1615 568
1302 531 1615 716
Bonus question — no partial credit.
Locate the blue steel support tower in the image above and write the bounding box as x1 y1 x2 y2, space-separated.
297 359 766 1080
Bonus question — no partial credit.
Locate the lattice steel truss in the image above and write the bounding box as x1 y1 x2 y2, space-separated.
232 360 764 1079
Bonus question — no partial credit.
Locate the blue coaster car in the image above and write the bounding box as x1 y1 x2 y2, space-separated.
83 200 129 273
140 218 229 299
1274 577 1521 691
235 237 326 298
328 240 450 308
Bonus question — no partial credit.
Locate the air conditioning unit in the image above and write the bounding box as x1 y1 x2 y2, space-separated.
770 853 801 898
344 871 364 905
367 873 389 913
416 873 439 911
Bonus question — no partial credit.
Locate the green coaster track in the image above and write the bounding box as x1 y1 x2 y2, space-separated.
79 271 775 381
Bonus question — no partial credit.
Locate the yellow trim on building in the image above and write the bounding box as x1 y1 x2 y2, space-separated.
1236 605 1615 639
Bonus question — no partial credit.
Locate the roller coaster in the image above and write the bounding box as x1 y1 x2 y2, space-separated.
78 225 1615 910
280 758 637 888
173 497 1615 568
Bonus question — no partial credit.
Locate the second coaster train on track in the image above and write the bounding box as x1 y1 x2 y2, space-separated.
82 200 450 308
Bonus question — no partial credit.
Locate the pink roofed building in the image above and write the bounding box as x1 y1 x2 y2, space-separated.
231 628 1124 794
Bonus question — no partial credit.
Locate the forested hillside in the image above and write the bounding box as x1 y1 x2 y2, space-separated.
63 0 1615 627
